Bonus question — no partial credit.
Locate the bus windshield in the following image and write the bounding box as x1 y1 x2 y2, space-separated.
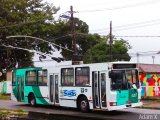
110 69 139 91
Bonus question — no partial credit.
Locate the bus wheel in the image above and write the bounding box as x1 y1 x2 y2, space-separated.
78 97 89 112
29 94 36 106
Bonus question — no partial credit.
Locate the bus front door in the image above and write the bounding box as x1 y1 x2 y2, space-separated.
92 72 100 108
100 72 107 108
92 72 107 109
50 74 59 104
16 76 24 102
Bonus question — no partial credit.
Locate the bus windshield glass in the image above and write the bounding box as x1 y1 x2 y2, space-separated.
110 69 139 90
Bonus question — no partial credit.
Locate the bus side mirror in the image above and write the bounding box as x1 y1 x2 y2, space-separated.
109 71 113 78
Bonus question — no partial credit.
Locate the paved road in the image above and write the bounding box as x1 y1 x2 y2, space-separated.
0 100 160 120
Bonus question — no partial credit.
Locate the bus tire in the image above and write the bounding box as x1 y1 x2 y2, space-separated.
78 96 89 112
28 94 36 106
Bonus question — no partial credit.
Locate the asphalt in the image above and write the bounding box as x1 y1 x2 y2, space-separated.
0 99 160 120
1 100 159 120
141 100 160 109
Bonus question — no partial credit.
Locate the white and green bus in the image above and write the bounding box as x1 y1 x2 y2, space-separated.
11 62 142 112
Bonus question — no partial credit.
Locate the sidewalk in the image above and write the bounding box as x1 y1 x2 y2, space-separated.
141 100 160 109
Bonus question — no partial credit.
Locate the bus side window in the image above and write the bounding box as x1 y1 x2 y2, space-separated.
26 71 37 85
75 67 90 86
38 69 47 86
43 69 47 84
61 68 74 86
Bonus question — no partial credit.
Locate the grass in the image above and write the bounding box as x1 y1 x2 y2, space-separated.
0 109 28 119
0 94 27 119
0 94 10 100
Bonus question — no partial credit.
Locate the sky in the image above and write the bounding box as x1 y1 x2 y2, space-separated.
42 0 160 64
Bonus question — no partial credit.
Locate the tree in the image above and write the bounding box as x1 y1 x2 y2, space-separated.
52 18 101 60
0 1 131 82
83 36 131 63
0 0 59 70
0 0 59 80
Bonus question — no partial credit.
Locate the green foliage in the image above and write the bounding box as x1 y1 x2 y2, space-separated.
83 36 131 63
53 18 101 60
0 0 59 77
0 0 131 79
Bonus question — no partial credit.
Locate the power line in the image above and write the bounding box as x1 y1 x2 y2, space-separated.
78 0 160 13
129 50 160 54
2 43 160 63
0 44 64 62
6 35 73 52
114 19 160 29
128 50 160 60
77 32 160 38
115 36 160 38
114 22 160 31
90 18 160 33
71 32 160 39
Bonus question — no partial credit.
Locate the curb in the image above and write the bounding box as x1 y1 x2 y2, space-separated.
27 111 123 120
137 106 160 110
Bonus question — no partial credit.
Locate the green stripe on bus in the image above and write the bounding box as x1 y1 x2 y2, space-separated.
12 86 18 100
116 90 128 105
32 87 49 105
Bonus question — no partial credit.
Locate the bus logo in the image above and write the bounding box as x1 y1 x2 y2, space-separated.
131 93 137 98
63 90 76 97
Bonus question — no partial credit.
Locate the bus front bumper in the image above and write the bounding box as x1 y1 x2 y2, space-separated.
108 102 143 111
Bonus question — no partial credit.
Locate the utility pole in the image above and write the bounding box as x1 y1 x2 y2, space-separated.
60 6 80 64
70 6 77 64
109 21 112 62
152 56 155 64
137 52 139 63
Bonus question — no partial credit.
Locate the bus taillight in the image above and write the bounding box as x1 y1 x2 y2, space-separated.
109 102 117 106
126 100 132 104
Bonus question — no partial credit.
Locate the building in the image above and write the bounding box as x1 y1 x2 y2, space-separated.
139 64 160 97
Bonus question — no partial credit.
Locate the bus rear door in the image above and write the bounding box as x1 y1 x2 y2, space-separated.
49 74 59 104
16 76 24 102
92 71 107 109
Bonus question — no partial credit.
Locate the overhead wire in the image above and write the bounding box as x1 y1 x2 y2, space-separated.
2 42 160 63
90 18 160 34
6 35 73 52
114 22 160 31
68 32 160 39
115 36 160 38
75 32 160 58
0 44 56 60
78 0 160 13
